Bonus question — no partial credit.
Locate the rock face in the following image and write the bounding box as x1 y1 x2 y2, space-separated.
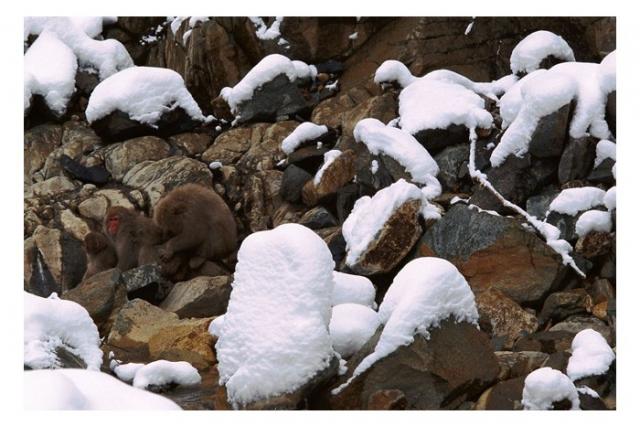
346 199 423 276
160 276 232 318
302 150 357 206
416 204 564 303
104 136 171 180
107 299 215 369
330 320 499 409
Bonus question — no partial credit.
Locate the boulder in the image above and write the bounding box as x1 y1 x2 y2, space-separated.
346 199 423 276
434 143 471 192
169 132 212 156
39 122 102 180
474 377 525 410
512 330 575 354
413 124 471 154
59 154 110 185
242 170 284 232
59 209 91 242
107 299 215 369
575 231 614 259
160 276 232 319
24 124 63 182
299 207 338 230
237 121 298 173
528 104 570 158
104 136 172 180
558 136 598 184
526 189 559 220
494 351 549 381
122 156 213 211
302 150 356 206
31 176 78 198
476 289 539 350
415 204 565 303
77 189 135 222
201 127 253 165
62 268 127 333
280 164 313 203
121 264 173 304
538 289 593 325
587 157 615 185
329 320 499 409
549 315 614 346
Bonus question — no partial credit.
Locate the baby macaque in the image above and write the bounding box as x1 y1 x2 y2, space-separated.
82 231 117 280
153 183 237 267
103 206 163 272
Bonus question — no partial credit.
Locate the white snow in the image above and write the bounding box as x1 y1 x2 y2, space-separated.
374 60 417 88
86 66 211 126
281 122 329 154
332 271 377 308
354 118 440 193
510 30 575 75
24 31 78 115
599 50 616 95
521 367 580 410
548 187 606 216
208 314 225 338
348 32 359 40
24 369 181 410
342 179 429 267
221 54 317 113
209 161 223 170
130 360 201 389
575 210 612 237
329 304 380 359
604 186 616 211
111 361 144 382
215 223 335 407
24 292 102 371
577 386 600 398
566 329 615 381
249 17 284 41
464 18 475 36
370 160 379 174
398 79 493 137
594 139 616 168
491 70 576 167
333 257 478 394
24 17 133 80
314 150 342 185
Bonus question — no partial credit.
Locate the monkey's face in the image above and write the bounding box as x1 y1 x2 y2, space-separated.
105 214 120 236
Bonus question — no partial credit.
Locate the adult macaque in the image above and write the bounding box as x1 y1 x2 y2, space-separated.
82 231 117 280
153 183 237 267
103 206 163 271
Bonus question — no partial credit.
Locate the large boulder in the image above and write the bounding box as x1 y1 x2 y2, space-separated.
558 136 598 184
329 320 499 409
160 276 232 319
24 124 63 183
104 136 172 181
415 204 565 303
302 150 356 206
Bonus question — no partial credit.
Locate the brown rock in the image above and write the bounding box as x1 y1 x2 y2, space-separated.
243 170 284 232
59 209 91 241
32 176 78 198
366 389 407 410
77 189 135 222
104 136 171 180
302 150 356 206
346 199 422 275
160 276 232 319
476 289 539 350
475 377 525 410
575 231 614 258
549 315 614 346
202 127 253 165
330 320 499 409
539 289 593 324
494 351 549 381
169 132 212 156
24 124 63 181
513 330 575 354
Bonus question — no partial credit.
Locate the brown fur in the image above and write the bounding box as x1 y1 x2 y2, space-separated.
82 231 117 280
103 206 164 272
153 183 237 266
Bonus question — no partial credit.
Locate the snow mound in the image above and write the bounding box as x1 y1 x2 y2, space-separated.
131 360 201 389
566 329 615 381
491 70 576 167
342 179 428 267
249 17 285 41
111 361 144 382
604 186 616 211
374 60 418 88
24 17 133 80
221 54 317 113
599 50 616 94
354 118 440 188
521 367 580 410
86 66 210 126
208 314 225 338
281 122 329 154
24 292 102 371
398 79 493 137
332 271 377 308
24 31 78 115
594 139 616 168
330 304 380 358
333 257 478 393
215 223 335 407
548 187 606 216
510 30 575 75
24 369 181 410
314 150 342 185
575 210 612 237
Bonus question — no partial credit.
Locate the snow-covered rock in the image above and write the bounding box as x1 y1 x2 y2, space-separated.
604 186 616 211
332 271 376 308
566 329 615 381
24 369 181 410
24 31 78 116
594 139 616 168
24 292 102 371
208 314 225 338
548 187 606 216
130 360 201 389
86 66 210 126
599 50 616 95
510 30 575 75
575 210 612 237
24 17 133 80
330 304 380 358
521 367 580 410
215 223 336 407
281 122 328 154
314 150 342 185
249 16 285 41
334 257 478 393
220 54 317 113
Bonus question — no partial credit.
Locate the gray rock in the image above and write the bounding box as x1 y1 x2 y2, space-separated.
539 289 593 324
549 315 614 346
122 264 173 304
558 136 598 184
299 207 338 230
280 164 313 203
528 104 570 158
526 189 559 220
160 276 232 319
412 123 470 154
587 157 615 185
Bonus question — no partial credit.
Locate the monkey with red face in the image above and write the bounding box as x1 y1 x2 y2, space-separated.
153 183 237 269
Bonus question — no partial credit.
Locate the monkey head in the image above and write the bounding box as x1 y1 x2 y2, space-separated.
154 201 187 236
104 206 133 237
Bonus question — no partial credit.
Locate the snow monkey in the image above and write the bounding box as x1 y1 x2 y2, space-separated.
153 183 238 269
82 231 117 280
103 206 164 272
